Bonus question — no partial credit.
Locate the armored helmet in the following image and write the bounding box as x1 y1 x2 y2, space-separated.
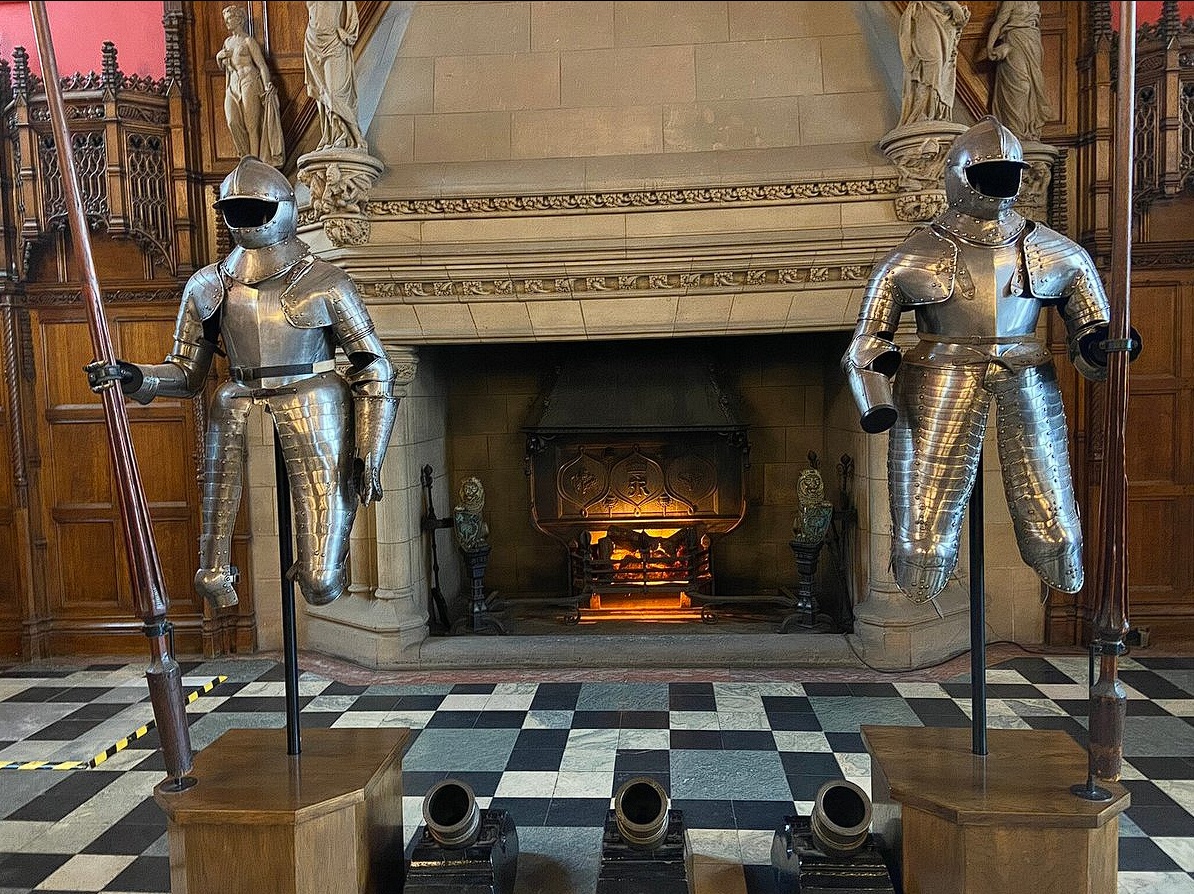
944 117 1029 220
214 156 296 249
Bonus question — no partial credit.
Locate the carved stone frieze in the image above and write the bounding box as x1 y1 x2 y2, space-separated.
24 287 181 307
323 216 370 247
359 264 874 300
362 177 900 218
894 192 948 222
879 120 968 222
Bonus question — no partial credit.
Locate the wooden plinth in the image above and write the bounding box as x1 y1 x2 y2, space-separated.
154 728 408 894
862 725 1129 894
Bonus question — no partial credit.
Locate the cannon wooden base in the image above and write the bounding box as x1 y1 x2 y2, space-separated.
153 728 408 894
862 726 1129 894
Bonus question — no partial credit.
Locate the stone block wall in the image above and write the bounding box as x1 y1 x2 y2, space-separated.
367 0 898 194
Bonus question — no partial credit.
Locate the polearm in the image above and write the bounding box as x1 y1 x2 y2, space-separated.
1088 0 1136 788
29 0 195 790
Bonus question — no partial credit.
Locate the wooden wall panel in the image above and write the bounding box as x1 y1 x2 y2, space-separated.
25 304 229 656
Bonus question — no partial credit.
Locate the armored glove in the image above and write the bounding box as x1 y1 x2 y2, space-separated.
84 360 148 402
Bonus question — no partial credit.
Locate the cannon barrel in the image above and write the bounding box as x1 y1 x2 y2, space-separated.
810 780 872 857
423 779 481 849
613 776 671 850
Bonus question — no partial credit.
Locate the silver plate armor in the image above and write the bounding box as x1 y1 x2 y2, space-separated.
122 156 398 609
843 117 1116 603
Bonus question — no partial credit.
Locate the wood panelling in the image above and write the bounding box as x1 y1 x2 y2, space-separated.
19 299 257 657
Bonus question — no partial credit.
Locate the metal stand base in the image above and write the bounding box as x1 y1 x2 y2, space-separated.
158 775 198 793
1070 779 1114 802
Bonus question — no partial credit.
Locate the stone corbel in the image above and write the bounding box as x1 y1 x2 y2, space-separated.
878 120 969 223
297 148 383 247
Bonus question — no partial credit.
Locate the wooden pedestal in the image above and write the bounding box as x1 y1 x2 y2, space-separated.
154 728 408 894
862 726 1129 894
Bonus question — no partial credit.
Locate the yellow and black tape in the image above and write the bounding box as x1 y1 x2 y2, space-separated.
0 674 226 771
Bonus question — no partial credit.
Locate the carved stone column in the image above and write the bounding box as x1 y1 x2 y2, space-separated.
304 347 434 666
847 324 972 669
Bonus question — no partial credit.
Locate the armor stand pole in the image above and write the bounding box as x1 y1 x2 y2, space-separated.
274 428 301 756
969 454 987 757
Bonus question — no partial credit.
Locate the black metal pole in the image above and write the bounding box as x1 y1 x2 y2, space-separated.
969 452 987 757
274 426 301 757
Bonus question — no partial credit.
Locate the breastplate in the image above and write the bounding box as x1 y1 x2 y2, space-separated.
221 274 335 386
915 234 1041 354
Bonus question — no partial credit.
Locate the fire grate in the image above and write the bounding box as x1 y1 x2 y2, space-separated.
523 349 749 624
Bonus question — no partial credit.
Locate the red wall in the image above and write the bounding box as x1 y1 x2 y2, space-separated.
0 1 164 77
1115 2 1194 28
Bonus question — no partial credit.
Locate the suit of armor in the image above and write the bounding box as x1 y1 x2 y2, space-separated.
843 117 1133 604
93 157 397 609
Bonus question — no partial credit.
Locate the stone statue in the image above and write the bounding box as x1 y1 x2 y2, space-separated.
304 0 366 151
453 477 490 553
987 1 1053 140
792 468 833 547
897 1 971 127
216 5 283 166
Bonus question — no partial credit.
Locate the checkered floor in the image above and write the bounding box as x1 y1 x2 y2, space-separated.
1 655 1193 893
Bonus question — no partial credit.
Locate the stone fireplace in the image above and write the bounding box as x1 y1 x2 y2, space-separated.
234 1 1050 670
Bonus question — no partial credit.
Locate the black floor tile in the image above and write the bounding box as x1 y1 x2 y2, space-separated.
2 686 66 702
320 682 368 696
780 752 841 777
1127 699 1175 717
505 748 564 772
451 683 496 695
545 797 609 826
1125 757 1194 779
63 701 132 722
1000 657 1079 684
1126 805 1194 837
1121 670 1191 700
298 711 339 729
848 683 900 698
786 774 838 800
473 711 527 729
530 683 581 711
514 729 569 750
424 711 479 729
449 771 504 797
402 771 447 797
733 800 794 830
620 710 669 729
118 797 168 828
350 695 402 712
824 733 866 753
83 819 166 855
669 729 722 749
5 770 122 821
762 696 813 714
488 797 550 826
767 712 823 732
26 718 107 741
721 730 778 751
106 855 171 892
573 710 622 728
397 694 446 710
669 694 717 711
1118 837 1183 871
614 749 670 773
1123 780 1180 807
0 852 71 888
669 683 715 696
803 683 854 697
614 770 669 793
671 798 735 829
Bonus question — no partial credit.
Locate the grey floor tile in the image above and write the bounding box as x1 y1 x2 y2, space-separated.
514 826 602 894
187 711 286 750
0 703 80 740
1125 718 1194 758
576 683 669 712
807 696 921 733
671 749 788 801
403 728 520 773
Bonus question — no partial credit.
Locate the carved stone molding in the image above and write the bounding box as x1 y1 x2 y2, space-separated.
361 177 900 218
24 287 181 307
360 264 874 301
893 192 947 222
879 120 968 223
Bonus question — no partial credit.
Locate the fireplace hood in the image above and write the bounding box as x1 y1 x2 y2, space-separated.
523 348 746 435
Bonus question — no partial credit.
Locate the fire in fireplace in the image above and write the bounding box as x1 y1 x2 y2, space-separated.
524 351 749 623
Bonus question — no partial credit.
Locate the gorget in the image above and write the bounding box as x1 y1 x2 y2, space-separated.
220 237 312 285
934 208 1025 246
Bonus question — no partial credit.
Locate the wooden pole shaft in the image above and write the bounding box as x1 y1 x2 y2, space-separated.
1088 0 1135 784
29 0 193 783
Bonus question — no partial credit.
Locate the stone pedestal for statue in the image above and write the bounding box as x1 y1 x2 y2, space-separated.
297 148 383 247
1019 140 1062 223
879 121 969 223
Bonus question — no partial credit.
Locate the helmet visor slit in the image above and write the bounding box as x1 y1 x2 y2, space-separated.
218 198 279 229
965 161 1025 199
